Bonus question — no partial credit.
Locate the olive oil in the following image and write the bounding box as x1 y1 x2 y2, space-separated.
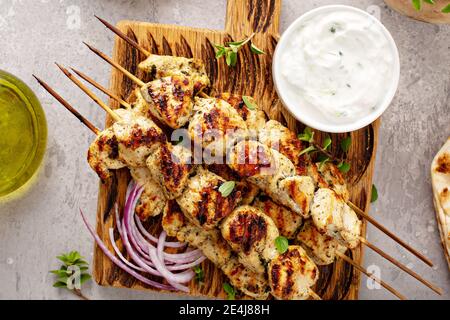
0 70 47 198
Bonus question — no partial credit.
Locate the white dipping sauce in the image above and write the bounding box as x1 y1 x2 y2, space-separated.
281 9 395 122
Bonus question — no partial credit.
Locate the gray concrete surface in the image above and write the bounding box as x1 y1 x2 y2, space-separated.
0 0 449 300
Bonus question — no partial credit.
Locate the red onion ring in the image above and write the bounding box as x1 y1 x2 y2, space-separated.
80 209 174 291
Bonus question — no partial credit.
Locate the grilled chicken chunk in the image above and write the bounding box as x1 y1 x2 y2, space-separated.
87 127 126 181
308 162 350 202
221 206 279 274
188 98 248 157
162 201 269 299
140 75 197 129
130 167 167 220
296 220 348 265
207 164 259 205
177 168 243 230
229 141 314 217
113 115 166 167
259 120 305 169
215 93 267 133
253 196 303 239
311 188 361 249
138 55 210 92
268 246 319 300
146 143 195 200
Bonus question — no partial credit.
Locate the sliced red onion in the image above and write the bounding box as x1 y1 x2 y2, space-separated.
148 247 190 293
109 228 145 272
135 215 186 249
80 209 174 291
166 256 207 271
81 180 207 294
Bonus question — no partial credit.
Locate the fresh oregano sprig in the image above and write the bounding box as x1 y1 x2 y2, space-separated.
194 266 205 283
298 127 352 174
215 33 266 67
50 251 91 300
223 283 236 300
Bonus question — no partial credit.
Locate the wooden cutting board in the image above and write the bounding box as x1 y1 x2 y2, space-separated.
93 0 379 300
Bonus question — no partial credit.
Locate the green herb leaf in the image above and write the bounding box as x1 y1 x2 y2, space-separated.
229 44 240 53
317 154 330 170
412 0 421 11
53 281 68 288
340 136 352 153
323 136 332 151
227 39 246 46
337 162 351 174
194 266 204 283
51 251 91 294
225 51 238 67
242 96 256 110
371 184 379 203
216 48 226 59
275 236 289 254
298 127 315 143
250 43 266 55
423 0 434 4
299 145 316 156
219 181 236 197
80 274 92 285
442 4 450 13
223 283 236 300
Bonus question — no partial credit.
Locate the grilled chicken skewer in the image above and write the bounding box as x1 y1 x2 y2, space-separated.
296 220 407 300
40 35 442 298
61 53 440 296
36 75 325 300
86 38 432 268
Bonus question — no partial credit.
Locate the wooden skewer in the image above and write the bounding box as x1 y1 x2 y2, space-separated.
95 15 151 57
55 63 122 122
81 39 434 275
348 201 433 267
308 289 322 300
336 251 407 300
70 67 132 110
359 237 442 295
33 75 100 135
83 42 145 87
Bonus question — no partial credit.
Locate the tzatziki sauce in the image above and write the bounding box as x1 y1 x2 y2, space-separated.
280 8 396 123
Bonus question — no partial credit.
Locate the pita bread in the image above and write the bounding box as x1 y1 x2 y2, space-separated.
431 137 450 269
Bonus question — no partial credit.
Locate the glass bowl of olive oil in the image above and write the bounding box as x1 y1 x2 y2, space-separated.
0 70 47 199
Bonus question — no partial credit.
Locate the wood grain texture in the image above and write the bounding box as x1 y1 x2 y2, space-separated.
93 0 380 300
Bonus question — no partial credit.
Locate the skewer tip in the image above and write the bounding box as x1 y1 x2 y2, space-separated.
55 62 71 77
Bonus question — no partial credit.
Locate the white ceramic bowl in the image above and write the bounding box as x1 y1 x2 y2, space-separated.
273 5 400 133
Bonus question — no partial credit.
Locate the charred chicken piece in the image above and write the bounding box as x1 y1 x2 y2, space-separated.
87 127 126 181
268 245 319 300
176 168 243 230
146 142 195 200
162 200 270 299
296 220 347 266
229 141 315 217
138 55 210 92
215 93 267 133
188 97 248 156
113 115 166 167
221 205 279 274
130 167 167 220
253 195 303 239
311 188 362 249
140 75 197 129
